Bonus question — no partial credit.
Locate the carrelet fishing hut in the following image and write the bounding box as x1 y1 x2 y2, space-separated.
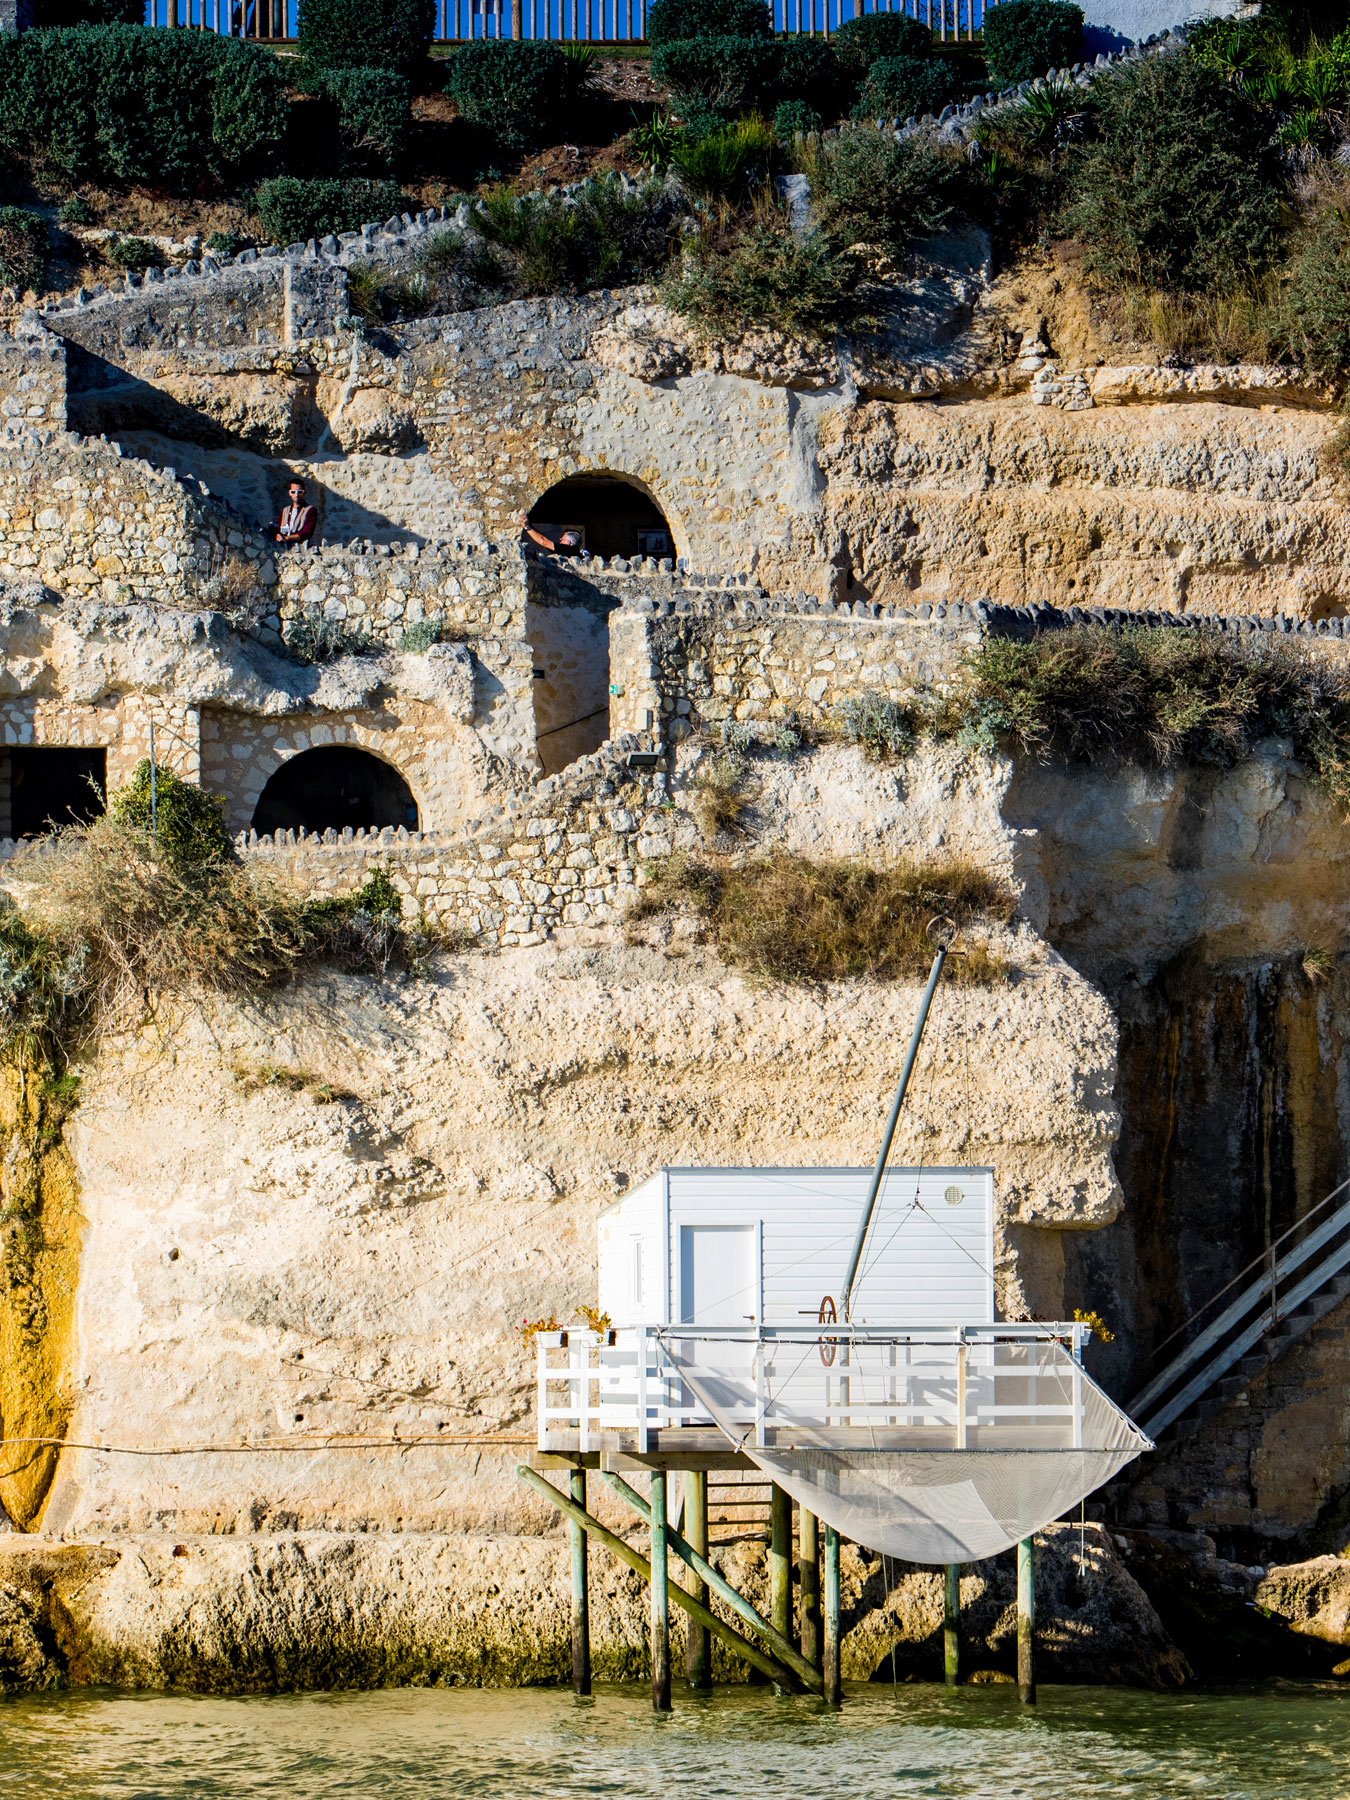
518 942 1151 1709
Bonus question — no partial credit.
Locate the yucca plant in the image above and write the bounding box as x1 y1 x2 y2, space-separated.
670 115 777 201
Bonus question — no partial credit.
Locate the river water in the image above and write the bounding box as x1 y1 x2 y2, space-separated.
2 1682 1349 1800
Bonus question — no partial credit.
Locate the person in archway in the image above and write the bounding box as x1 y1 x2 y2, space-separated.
516 510 583 556
269 480 318 548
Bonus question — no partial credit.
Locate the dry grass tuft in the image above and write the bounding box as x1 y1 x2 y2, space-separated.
634 852 1015 985
692 749 756 841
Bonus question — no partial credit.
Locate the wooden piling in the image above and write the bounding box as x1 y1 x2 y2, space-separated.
799 1509 821 1672
569 1465 591 1697
769 1483 792 1691
684 1469 711 1691
1017 1536 1036 1705
943 1564 960 1687
651 1470 672 1713
823 1521 842 1707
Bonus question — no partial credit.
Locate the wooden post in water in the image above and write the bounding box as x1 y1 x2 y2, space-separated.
769 1482 792 1691
799 1509 821 1672
569 1466 591 1696
684 1469 711 1690
1017 1536 1036 1705
943 1564 961 1687
823 1522 842 1706
650 1471 672 1713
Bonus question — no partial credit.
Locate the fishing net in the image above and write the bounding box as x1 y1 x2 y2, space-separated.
657 1331 1150 1564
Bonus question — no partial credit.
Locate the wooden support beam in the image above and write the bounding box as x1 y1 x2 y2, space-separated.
601 1470 821 1693
944 1564 961 1687
684 1469 711 1691
823 1522 842 1706
1017 1536 1036 1705
769 1483 792 1694
516 1465 802 1692
799 1509 821 1672
651 1470 672 1713
570 1466 590 1696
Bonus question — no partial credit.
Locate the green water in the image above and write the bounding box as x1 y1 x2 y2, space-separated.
1 1683 1348 1799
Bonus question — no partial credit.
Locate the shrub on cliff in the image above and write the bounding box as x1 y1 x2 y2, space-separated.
446 41 567 152
814 127 969 257
474 174 683 297
853 54 963 122
251 176 411 244
832 11 933 78
110 761 232 868
0 206 47 294
297 0 434 80
982 0 1083 86
651 36 786 119
958 627 1350 814
645 0 770 46
662 213 857 338
670 116 777 201
1273 208 1350 380
1061 56 1282 293
633 852 1014 984
298 64 413 167
0 27 288 190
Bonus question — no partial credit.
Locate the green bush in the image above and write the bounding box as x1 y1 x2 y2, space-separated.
205 229 247 255
446 41 566 152
646 0 770 46
815 126 968 257
111 761 232 868
303 63 412 165
662 216 857 338
1274 210 1350 379
0 206 47 293
774 98 822 138
58 193 95 225
651 35 784 117
854 53 962 120
252 176 411 244
832 11 932 76
982 0 1083 85
775 37 844 112
0 27 288 190
104 234 160 272
297 0 434 80
670 115 776 201
1061 56 1282 293
475 174 681 297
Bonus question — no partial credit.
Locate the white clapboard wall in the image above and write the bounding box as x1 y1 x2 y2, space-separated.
597 1167 995 1330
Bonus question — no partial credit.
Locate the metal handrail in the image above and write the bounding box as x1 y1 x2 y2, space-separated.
1140 1174 1350 1374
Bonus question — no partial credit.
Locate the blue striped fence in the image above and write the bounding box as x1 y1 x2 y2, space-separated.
141 0 995 44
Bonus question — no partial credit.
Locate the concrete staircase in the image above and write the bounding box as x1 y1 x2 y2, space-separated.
1127 1180 1350 1444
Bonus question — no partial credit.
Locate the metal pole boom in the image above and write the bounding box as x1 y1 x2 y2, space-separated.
840 945 947 1320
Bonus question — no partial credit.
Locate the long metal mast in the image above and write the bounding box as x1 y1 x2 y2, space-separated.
839 943 947 1321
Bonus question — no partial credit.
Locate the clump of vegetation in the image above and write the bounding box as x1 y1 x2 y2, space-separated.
957 626 1350 814
110 759 232 867
652 34 789 120
230 1059 354 1103
670 115 777 201
837 691 919 761
251 176 411 246
812 127 968 259
692 748 755 840
103 235 160 273
854 54 962 123
446 41 568 153
57 193 94 226
297 63 413 169
400 616 445 652
469 175 685 301
204 229 247 257
283 612 380 663
831 11 933 80
0 26 288 191
1059 55 1282 294
662 212 857 340
645 0 771 46
982 0 1083 87
0 206 47 293
774 98 822 140
634 852 1015 985
296 0 433 81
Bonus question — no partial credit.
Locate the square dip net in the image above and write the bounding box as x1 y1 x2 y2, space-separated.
657 1330 1151 1565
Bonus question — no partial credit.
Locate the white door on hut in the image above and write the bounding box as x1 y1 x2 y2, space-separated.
680 1225 759 1326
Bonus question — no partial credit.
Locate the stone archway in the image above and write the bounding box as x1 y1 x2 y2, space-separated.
528 472 676 563
250 746 419 836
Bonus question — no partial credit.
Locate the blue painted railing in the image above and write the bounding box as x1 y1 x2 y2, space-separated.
141 0 995 44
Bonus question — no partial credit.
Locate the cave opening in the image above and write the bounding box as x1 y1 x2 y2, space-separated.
527 474 675 564
2 747 107 840
251 746 419 837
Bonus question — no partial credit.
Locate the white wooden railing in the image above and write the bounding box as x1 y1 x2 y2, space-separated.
537 1322 1095 1453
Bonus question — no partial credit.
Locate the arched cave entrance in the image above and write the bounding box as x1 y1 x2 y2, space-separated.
525 475 674 776
0 747 106 840
527 474 676 564
250 746 419 837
